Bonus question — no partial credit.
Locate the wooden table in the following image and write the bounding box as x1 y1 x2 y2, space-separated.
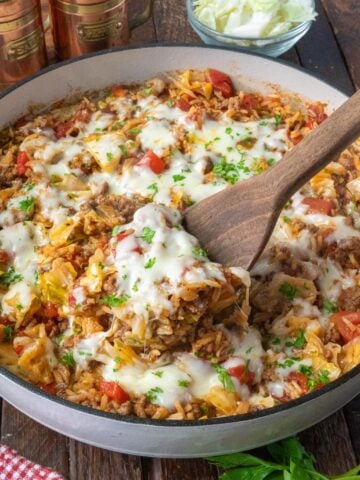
1 0 360 478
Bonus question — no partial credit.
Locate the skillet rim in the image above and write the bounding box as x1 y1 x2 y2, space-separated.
0 43 358 428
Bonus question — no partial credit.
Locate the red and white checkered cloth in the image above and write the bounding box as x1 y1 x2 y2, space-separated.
0 445 65 480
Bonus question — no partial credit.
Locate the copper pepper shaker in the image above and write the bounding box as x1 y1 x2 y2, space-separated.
0 0 47 89
49 0 154 61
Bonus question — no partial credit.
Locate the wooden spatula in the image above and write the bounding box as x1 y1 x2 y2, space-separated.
184 89 360 270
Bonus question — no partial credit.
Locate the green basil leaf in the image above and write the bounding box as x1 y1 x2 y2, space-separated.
222 466 279 480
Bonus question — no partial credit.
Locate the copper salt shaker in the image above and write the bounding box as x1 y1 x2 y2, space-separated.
0 0 48 89
49 0 154 61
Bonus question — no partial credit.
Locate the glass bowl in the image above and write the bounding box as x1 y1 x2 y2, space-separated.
186 0 315 57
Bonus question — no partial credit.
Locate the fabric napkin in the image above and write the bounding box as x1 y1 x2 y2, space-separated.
0 444 65 480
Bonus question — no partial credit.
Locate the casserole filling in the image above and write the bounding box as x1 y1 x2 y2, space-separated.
0 69 359 420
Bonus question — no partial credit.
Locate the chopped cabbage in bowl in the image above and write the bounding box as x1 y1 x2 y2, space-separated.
193 0 317 38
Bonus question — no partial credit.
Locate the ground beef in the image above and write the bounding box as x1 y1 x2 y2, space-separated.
85 194 145 226
338 287 360 311
325 237 360 269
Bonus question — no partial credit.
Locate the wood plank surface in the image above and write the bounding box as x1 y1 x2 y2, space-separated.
1 1 360 479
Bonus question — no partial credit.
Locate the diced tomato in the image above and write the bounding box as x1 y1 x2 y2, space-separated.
0 316 11 326
0 249 10 264
138 151 166 174
68 294 76 308
176 97 191 112
72 108 92 124
302 198 335 216
39 382 57 395
288 372 308 393
111 86 127 97
16 151 30 175
228 364 255 385
332 311 360 343
306 119 316 130
55 122 72 139
14 344 24 355
116 232 130 242
308 104 328 124
206 69 234 98
99 381 130 403
242 94 259 111
291 135 303 145
42 303 59 318
132 246 143 254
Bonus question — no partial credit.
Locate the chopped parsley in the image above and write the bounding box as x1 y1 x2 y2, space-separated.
317 369 330 384
271 337 281 345
178 379 190 388
132 279 139 292
139 227 155 244
0 266 23 287
299 364 313 377
286 329 306 348
192 246 207 257
276 359 296 369
3 325 13 341
146 386 163 402
24 183 35 191
101 294 129 307
279 282 299 301
274 114 283 126
167 100 175 107
143 87 153 96
78 351 92 356
144 257 156 269
283 215 292 224
173 174 185 182
106 152 113 161
225 127 233 135
213 160 239 185
259 120 268 126
118 144 128 156
152 370 164 378
267 158 276 167
61 350 76 369
19 196 35 213
121 273 128 280
147 183 159 198
112 225 121 236
114 356 121 364
55 334 64 346
323 299 338 314
128 127 142 135
213 364 235 393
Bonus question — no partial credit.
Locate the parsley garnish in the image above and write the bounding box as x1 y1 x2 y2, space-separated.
147 183 159 198
323 299 338 314
192 246 207 258
317 369 330 384
274 114 283 126
178 379 190 388
61 350 76 369
152 370 164 378
225 127 233 135
167 100 175 107
106 152 113 161
271 337 281 345
213 160 239 185
139 227 155 244
24 183 35 191
276 359 295 369
286 329 306 348
207 436 360 479
0 266 23 287
112 225 121 236
3 325 13 341
283 215 292 224
132 279 139 292
101 294 129 307
279 282 299 301
144 257 156 269
173 174 185 182
118 144 128 156
146 386 163 402
19 197 35 213
299 364 313 377
128 127 142 135
213 364 235 393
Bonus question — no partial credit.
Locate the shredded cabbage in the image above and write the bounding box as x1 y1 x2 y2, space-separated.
193 0 317 38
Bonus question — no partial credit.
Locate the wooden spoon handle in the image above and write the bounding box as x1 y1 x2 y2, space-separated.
265 88 360 208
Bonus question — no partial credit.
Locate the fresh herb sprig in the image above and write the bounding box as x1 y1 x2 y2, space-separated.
207 437 360 480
